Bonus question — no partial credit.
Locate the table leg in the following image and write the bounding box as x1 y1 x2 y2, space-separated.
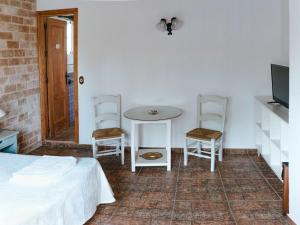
131 121 136 172
166 120 171 171
135 123 139 152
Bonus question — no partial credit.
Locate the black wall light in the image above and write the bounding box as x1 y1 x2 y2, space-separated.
157 17 182 35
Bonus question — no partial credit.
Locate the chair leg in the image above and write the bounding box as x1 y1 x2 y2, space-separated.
218 142 223 162
210 139 215 172
184 138 188 166
121 135 125 165
197 141 201 154
92 138 97 158
116 141 120 156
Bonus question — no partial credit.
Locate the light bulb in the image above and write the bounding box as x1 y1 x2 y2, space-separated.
171 18 183 30
171 17 177 29
157 18 167 31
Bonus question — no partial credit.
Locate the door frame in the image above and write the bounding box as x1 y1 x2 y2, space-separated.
37 8 79 144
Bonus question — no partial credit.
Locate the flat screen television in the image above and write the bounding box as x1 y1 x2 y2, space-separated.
271 64 289 108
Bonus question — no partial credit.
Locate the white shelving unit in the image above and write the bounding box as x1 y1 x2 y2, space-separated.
255 96 289 180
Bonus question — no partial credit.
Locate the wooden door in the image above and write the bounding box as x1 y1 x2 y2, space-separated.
46 18 68 137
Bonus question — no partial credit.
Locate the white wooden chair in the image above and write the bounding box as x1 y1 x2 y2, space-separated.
91 95 125 164
184 95 227 172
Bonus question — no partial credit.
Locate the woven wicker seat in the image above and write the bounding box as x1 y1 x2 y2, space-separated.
91 95 125 164
184 95 227 172
92 128 124 140
186 128 222 141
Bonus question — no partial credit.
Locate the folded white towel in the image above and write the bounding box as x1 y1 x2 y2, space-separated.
10 155 77 187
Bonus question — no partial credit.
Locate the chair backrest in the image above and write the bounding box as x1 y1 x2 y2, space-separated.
197 95 227 133
91 95 121 130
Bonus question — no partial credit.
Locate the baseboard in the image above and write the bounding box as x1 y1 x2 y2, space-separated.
224 148 257 155
43 141 91 150
287 216 297 225
40 142 256 155
22 141 43 154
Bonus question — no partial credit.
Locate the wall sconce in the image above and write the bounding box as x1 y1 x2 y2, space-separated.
157 17 182 35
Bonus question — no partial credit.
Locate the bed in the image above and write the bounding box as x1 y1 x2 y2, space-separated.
0 153 115 225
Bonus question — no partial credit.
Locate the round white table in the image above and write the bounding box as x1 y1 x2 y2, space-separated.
124 106 183 172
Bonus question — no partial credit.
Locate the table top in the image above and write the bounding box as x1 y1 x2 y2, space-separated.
124 106 183 121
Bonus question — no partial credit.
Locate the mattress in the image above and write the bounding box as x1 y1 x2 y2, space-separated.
0 153 115 225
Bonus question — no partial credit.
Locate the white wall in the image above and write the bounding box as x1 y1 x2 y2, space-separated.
37 0 288 148
289 0 300 223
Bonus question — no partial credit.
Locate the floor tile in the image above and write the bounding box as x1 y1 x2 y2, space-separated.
176 191 226 201
177 179 223 193
29 147 288 225
222 178 279 201
230 201 289 224
267 178 283 197
192 221 235 225
219 169 263 179
109 215 152 225
172 220 192 225
151 219 171 225
191 201 229 211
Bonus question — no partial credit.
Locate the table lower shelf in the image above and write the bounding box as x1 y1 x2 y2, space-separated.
135 149 168 167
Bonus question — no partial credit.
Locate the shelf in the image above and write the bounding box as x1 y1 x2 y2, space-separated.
256 144 262 151
256 144 262 156
282 150 288 157
262 130 270 138
270 139 281 150
256 122 270 138
281 150 289 161
135 149 168 167
256 96 289 124
255 97 289 181
271 164 282 180
262 153 271 164
256 122 262 129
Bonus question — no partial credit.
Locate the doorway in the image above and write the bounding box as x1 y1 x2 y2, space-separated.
37 9 79 143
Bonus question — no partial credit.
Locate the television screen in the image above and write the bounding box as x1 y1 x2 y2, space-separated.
271 64 289 108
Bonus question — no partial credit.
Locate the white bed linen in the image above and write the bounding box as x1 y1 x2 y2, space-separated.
0 153 115 225
10 155 77 187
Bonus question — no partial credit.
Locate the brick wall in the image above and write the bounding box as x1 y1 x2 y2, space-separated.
0 0 41 153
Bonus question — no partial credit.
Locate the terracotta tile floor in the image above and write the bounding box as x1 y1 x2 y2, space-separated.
31 147 291 225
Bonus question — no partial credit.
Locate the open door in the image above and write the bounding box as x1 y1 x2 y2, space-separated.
38 8 78 143
46 18 68 138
